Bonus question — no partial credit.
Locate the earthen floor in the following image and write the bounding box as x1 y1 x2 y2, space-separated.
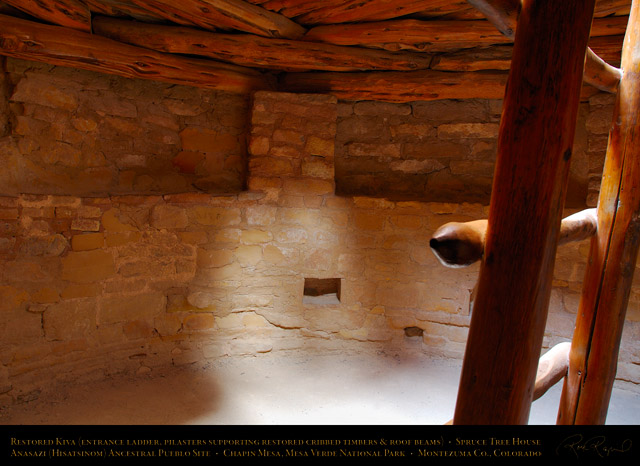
1 352 638 425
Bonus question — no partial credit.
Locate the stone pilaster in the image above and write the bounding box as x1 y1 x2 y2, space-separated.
247 91 337 206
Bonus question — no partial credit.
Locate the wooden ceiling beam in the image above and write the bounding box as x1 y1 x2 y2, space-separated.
431 45 512 71
304 16 627 54
92 16 433 72
244 1 342 20
305 19 511 53
80 0 168 23
3 0 90 32
280 69 509 103
590 14 632 36
589 34 624 66
246 0 474 23
594 0 632 17
294 0 468 25
412 2 481 20
0 14 273 94
280 68 602 103
129 0 306 38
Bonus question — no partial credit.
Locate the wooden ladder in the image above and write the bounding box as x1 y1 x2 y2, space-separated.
437 0 639 424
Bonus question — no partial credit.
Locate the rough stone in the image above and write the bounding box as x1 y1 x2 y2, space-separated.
412 100 488 122
197 248 234 268
305 136 334 157
183 313 215 331
71 233 104 251
586 106 614 135
390 159 444 174
248 136 270 156
354 101 411 116
249 157 294 176
241 229 272 244
353 212 386 231
12 77 78 111
44 300 96 341
98 293 166 325
282 179 334 196
102 209 138 232
190 207 241 226
347 142 401 158
71 218 100 232
150 205 188 230
437 123 500 139
61 250 116 283
180 127 239 154
19 234 68 256
235 245 263 266
272 129 305 147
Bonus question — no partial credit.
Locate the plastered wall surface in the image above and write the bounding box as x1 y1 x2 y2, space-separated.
0 58 637 407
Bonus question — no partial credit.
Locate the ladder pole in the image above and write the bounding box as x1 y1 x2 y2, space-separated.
558 0 640 425
453 0 596 424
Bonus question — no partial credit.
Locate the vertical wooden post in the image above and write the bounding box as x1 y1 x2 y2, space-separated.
453 0 596 424
558 1 640 425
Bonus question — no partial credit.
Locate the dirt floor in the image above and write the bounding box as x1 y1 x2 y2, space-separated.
1 352 638 425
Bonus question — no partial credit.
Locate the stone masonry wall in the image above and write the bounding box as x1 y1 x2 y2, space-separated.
0 59 249 196
0 57 9 138
0 61 638 407
335 95 612 208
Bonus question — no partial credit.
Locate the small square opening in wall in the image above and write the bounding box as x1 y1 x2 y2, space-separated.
303 278 341 305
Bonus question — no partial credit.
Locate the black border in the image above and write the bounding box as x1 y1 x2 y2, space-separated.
1 424 638 464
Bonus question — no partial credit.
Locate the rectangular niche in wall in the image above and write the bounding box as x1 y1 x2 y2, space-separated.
303 278 341 305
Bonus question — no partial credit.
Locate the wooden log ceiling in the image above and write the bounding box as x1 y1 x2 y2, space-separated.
0 0 632 102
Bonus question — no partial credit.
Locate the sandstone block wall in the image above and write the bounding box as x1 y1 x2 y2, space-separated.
0 59 637 407
335 96 610 208
0 59 248 196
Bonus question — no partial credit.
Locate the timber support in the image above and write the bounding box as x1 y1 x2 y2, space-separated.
558 0 640 425
453 0 597 424
430 209 597 268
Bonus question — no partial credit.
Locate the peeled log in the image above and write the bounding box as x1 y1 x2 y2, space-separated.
431 45 513 71
92 16 434 72
430 219 487 268
81 0 168 23
445 341 571 423
430 209 597 268
295 0 463 25
584 47 623 93
304 19 511 53
280 69 508 103
129 0 306 38
2 0 90 32
558 0 640 425
533 342 571 401
558 208 599 244
0 14 272 94
453 0 596 424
